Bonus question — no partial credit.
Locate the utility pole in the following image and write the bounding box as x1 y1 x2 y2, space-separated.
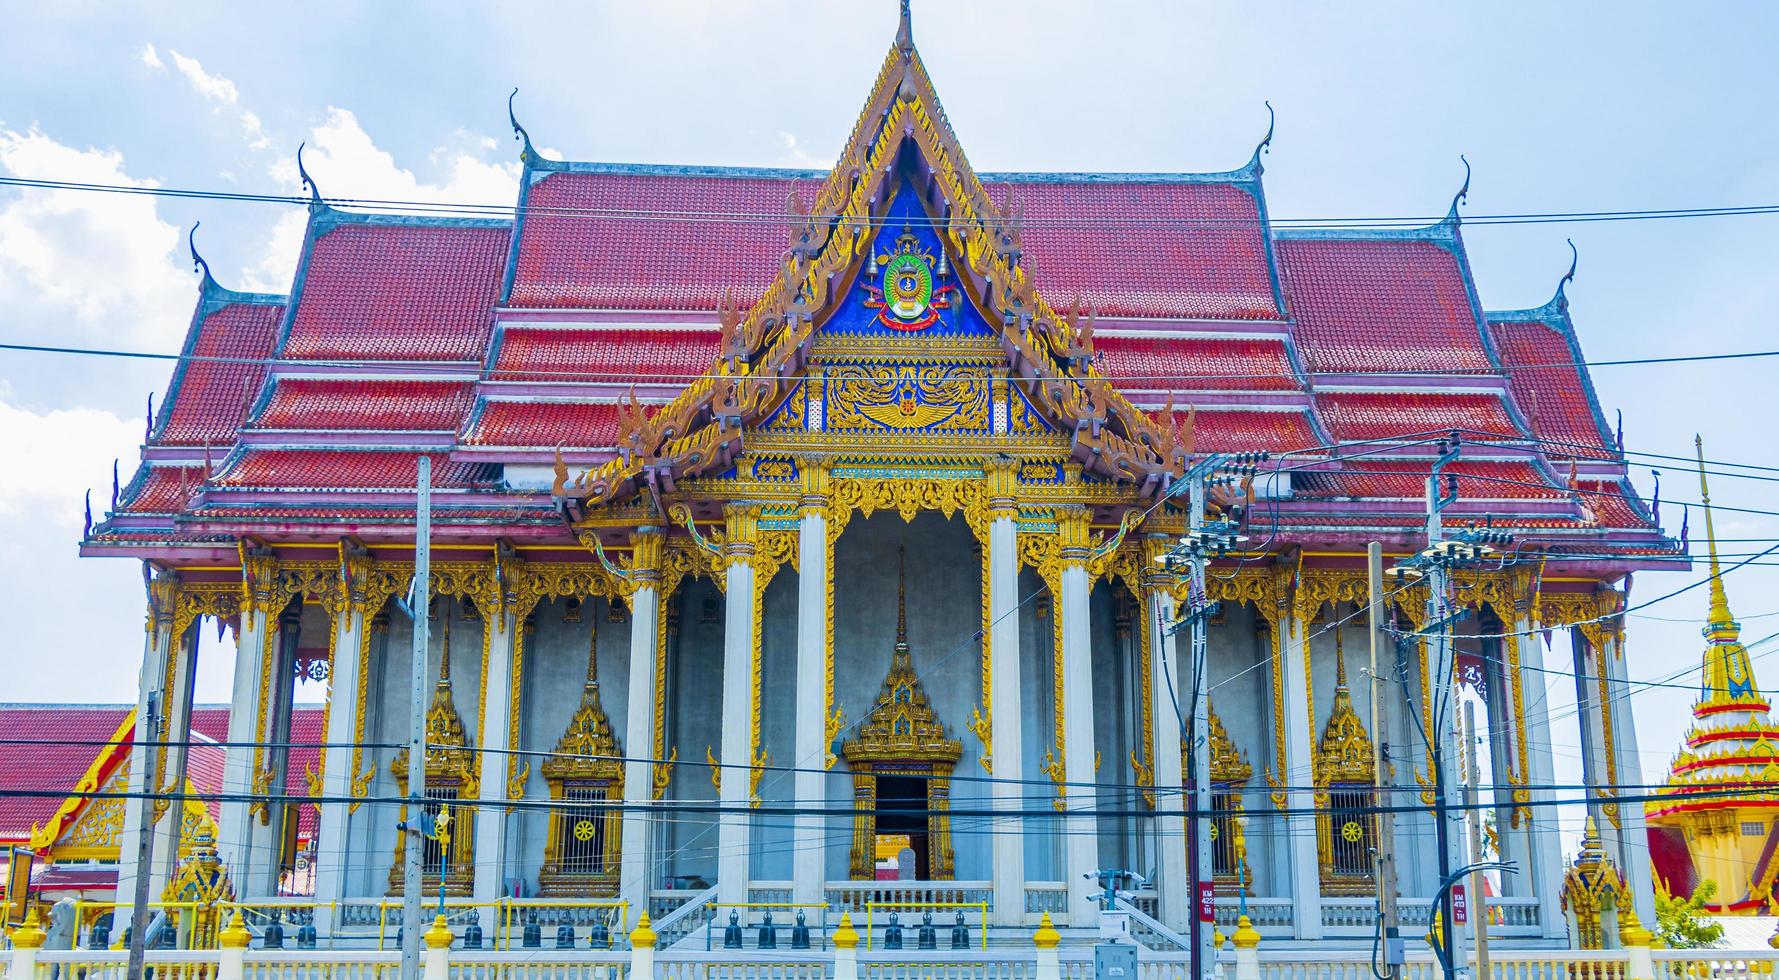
1156 451 1266 980
125 692 160 980
1424 450 1460 980
1367 542 1402 978
1463 702 1491 980
1185 464 1214 980
1385 433 1513 980
400 455 432 980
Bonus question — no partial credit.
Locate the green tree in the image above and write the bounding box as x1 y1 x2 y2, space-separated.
1655 880 1725 949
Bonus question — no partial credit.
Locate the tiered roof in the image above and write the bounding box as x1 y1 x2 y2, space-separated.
83 6 1678 575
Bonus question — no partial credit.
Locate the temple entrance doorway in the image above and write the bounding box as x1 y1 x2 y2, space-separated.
873 774 932 879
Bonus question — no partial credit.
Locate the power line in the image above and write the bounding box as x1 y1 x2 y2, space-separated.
7 339 1779 388
6 173 1779 231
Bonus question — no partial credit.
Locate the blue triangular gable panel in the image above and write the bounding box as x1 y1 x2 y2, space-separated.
820 178 992 339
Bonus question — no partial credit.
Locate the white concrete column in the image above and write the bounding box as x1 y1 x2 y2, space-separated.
621 528 665 927
1145 538 1189 932
1515 609 1568 940
1056 508 1099 920
115 573 180 921
986 469 1025 926
311 603 367 932
792 477 829 907
1571 628 1623 871
1277 607 1324 939
473 594 518 904
1601 629 1657 930
217 582 275 888
716 505 759 906
152 623 200 894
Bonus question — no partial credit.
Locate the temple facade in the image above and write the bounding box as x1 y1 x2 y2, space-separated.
77 6 1683 946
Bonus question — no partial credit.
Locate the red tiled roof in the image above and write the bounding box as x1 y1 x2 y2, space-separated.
508 170 1281 320
254 378 475 431
155 302 284 447
0 706 131 841
192 504 553 523
1174 410 1322 454
1488 318 1616 460
464 400 622 448
214 450 497 489
1294 460 1566 499
1315 392 1520 443
118 465 207 515
1277 237 1493 374
491 327 720 382
282 222 509 362
1580 480 1657 529
1096 335 1298 391
509 171 794 310
0 706 326 846
989 180 1280 320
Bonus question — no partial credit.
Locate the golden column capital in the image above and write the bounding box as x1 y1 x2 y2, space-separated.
1055 504 1092 566
985 457 1019 519
146 572 180 634
1141 533 1178 591
237 541 281 619
799 458 831 514
629 526 666 583
723 503 759 560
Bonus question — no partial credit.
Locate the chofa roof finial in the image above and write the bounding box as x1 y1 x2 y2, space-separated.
1257 101 1275 158
896 0 914 56
296 142 322 206
188 222 214 290
1448 154 1471 219
508 87 536 164
1557 238 1579 304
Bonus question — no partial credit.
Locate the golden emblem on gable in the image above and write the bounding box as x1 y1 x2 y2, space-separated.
826 363 990 433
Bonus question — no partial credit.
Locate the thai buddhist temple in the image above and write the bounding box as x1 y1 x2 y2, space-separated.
1645 439 1779 913
72 3 1685 948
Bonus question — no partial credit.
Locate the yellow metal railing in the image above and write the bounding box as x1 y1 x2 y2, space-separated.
359 898 629 951
72 901 204 949
863 899 988 951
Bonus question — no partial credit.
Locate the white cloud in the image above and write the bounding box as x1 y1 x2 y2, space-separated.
140 43 164 71
240 110 270 151
241 107 521 291
0 401 139 525
167 49 239 106
0 126 193 348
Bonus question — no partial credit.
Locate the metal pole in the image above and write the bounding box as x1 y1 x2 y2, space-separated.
1426 474 1457 980
1463 703 1491 980
1367 542 1401 976
1187 468 1214 980
125 692 159 980
400 455 432 980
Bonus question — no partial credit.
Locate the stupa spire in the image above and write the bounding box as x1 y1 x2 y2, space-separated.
1697 435 1737 636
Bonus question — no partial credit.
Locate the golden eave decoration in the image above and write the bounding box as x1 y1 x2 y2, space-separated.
552 27 1188 515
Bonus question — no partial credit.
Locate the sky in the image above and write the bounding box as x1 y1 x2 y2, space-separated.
2 1 1777 866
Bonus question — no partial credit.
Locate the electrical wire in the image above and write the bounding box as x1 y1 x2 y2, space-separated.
7 173 1779 231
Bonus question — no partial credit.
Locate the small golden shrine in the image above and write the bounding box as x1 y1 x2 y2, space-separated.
842 552 962 880
1315 626 1378 896
390 609 478 896
537 614 625 896
1562 815 1629 949
164 826 235 948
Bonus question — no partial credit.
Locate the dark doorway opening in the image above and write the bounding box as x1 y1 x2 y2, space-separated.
875 774 931 880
